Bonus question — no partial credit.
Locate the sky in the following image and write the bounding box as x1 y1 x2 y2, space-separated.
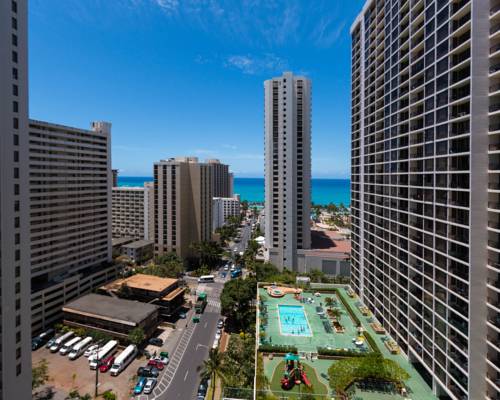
29 0 365 178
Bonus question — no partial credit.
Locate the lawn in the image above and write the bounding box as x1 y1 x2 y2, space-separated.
269 360 329 399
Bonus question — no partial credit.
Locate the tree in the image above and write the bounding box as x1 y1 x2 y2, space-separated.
222 333 255 388
200 348 225 400
191 241 223 268
324 297 334 309
32 359 50 390
128 327 145 346
139 252 184 278
65 390 92 400
220 277 257 331
102 390 117 400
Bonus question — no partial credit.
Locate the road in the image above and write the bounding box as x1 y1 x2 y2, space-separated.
232 222 252 255
146 280 223 400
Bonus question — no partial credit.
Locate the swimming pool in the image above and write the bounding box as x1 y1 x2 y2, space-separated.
278 305 312 336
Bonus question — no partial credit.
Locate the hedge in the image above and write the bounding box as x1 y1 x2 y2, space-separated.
335 289 361 326
317 347 367 357
258 344 298 354
363 331 381 354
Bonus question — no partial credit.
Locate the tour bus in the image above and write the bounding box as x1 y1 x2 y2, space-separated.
109 344 138 376
59 336 82 356
198 275 215 283
89 340 118 370
68 336 93 360
50 331 74 353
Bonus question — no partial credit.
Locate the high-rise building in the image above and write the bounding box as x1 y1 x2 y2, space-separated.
351 1 497 399
112 186 149 240
144 181 154 241
229 172 234 197
0 1 32 396
154 157 212 258
264 71 311 270
213 196 241 231
29 120 117 333
207 159 231 198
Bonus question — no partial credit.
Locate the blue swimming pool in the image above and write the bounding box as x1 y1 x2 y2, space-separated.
278 305 312 336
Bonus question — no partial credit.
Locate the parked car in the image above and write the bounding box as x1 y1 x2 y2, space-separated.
99 355 115 373
137 366 160 378
84 344 98 358
45 337 57 349
32 329 55 350
148 337 163 347
217 319 224 329
212 339 218 349
143 378 157 395
215 329 222 340
147 359 164 371
179 312 187 319
134 376 147 395
197 380 208 397
152 352 169 366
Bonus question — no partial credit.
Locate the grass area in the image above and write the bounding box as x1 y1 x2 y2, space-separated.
269 360 328 399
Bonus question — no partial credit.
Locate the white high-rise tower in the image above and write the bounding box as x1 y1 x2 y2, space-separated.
264 72 311 270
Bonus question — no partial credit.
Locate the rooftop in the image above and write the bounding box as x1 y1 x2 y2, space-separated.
101 273 179 293
301 229 351 258
122 240 154 249
63 293 158 326
112 237 135 247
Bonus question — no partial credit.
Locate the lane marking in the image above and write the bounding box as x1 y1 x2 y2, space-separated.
184 370 189 381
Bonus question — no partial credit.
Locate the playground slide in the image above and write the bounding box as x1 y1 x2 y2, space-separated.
301 371 312 387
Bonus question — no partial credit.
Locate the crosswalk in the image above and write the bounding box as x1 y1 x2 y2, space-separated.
207 299 221 310
144 323 196 400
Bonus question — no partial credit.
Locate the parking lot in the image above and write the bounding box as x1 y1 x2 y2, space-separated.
32 326 175 399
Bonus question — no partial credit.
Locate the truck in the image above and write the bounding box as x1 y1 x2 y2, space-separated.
195 292 207 314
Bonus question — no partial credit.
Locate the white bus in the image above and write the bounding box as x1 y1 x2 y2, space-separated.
59 336 82 356
109 344 137 376
50 331 74 353
89 340 118 369
68 336 93 360
198 275 215 283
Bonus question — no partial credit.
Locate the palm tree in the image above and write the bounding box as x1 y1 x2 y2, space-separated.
324 297 334 309
200 348 225 400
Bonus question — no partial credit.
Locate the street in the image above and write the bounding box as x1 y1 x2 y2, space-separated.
232 222 252 255
145 280 224 400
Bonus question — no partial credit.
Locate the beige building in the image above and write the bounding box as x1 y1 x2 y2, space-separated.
144 181 154 241
154 157 212 258
0 0 32 396
29 120 115 334
112 186 153 240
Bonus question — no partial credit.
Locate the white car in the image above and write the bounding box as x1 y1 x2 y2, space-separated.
143 378 157 395
84 345 98 358
212 339 219 349
215 329 222 340
223 265 229 271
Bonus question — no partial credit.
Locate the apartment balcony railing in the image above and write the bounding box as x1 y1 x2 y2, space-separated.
452 0 468 15
491 83 500 93
490 124 500 132
491 104 500 113
487 278 500 290
492 4 500 15
492 23 500 36
491 43 500 55
491 64 500 74
490 163 500 170
488 296 500 309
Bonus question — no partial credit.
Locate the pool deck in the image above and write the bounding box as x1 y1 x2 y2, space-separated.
258 286 438 400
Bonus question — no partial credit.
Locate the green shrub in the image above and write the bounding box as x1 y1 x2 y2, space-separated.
317 347 367 357
258 344 297 354
335 289 361 325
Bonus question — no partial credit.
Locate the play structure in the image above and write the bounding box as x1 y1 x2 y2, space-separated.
280 353 312 390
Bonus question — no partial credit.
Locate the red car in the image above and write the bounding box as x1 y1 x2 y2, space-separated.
99 355 115 373
147 359 164 371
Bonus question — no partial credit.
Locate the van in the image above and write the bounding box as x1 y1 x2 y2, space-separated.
59 336 82 356
109 344 137 376
68 337 93 360
50 331 74 353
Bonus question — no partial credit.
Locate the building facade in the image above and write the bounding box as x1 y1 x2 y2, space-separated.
154 157 212 258
213 196 241 231
144 181 154 241
351 1 497 399
112 168 118 187
0 0 32 396
112 186 149 240
29 120 113 333
207 159 232 198
264 71 311 270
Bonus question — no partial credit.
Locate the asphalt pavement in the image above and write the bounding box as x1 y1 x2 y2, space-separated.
146 281 223 400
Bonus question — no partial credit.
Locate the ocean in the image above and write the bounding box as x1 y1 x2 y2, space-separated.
118 177 351 206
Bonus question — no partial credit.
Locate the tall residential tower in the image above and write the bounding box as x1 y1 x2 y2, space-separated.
0 0 32 397
351 1 497 399
264 72 311 270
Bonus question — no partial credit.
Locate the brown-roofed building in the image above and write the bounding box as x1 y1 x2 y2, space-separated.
296 228 351 276
99 274 185 317
63 293 159 340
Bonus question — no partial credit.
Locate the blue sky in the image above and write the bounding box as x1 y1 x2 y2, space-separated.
29 0 364 178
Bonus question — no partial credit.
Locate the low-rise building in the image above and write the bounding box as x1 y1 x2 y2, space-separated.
99 274 185 317
120 240 154 264
63 293 159 340
112 237 135 258
296 229 351 276
212 196 241 231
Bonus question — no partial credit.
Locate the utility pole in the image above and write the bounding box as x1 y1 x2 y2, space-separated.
94 346 100 398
